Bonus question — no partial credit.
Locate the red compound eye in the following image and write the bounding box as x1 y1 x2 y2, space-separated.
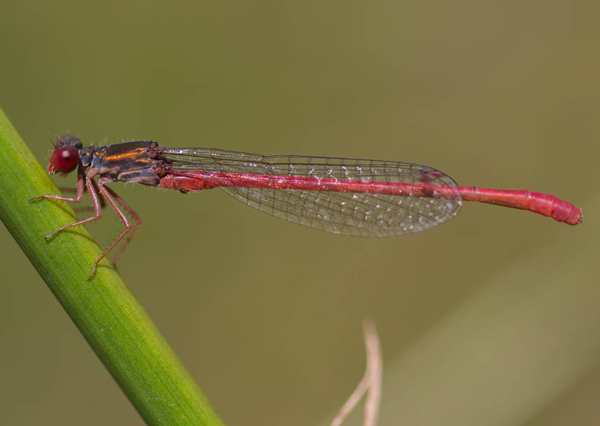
49 146 80 173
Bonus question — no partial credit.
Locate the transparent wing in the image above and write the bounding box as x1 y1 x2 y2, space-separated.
162 148 462 237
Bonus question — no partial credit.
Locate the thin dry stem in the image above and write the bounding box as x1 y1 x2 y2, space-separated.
331 320 383 426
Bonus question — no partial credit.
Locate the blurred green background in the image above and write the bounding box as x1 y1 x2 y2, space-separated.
1 0 598 425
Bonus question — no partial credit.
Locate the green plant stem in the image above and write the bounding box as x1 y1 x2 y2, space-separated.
0 108 225 426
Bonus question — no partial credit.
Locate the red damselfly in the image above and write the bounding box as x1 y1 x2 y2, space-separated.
32 135 582 279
